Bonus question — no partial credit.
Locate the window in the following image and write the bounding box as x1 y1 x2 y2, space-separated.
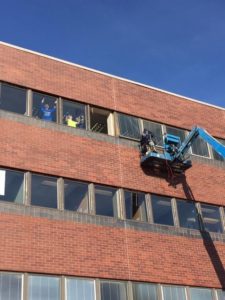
201 204 223 233
118 113 141 140
133 282 157 300
0 169 24 204
63 99 86 129
0 82 27 115
176 199 199 230
124 191 147 222
166 126 186 144
0 273 22 300
32 92 57 123
190 287 213 300
28 275 60 300
90 107 114 135
64 180 89 213
142 120 163 146
100 281 127 300
31 174 58 208
217 290 225 300
66 278 95 300
95 185 117 217
151 195 174 226
191 136 209 157
212 138 225 162
162 285 186 300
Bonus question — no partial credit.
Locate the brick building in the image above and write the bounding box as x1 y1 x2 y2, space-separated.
0 41 225 299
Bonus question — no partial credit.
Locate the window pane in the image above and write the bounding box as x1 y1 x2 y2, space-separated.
66 278 95 300
64 180 89 213
124 191 147 222
32 92 57 122
201 204 223 233
191 136 209 157
28 275 60 300
162 285 186 300
0 169 24 204
90 107 113 135
95 185 117 217
100 281 127 300
0 82 26 115
118 113 141 140
212 139 225 161
190 287 213 300
0 273 22 300
143 120 163 146
166 126 186 143
31 174 58 208
217 290 225 300
177 199 199 230
63 99 86 129
151 195 174 226
133 282 157 300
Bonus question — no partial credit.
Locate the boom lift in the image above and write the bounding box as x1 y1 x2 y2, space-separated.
140 126 225 174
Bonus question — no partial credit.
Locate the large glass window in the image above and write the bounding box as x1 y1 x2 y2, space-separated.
63 99 86 129
28 275 60 300
143 120 163 146
0 169 24 204
0 273 22 300
201 204 223 233
124 191 147 222
176 199 199 230
0 82 27 115
191 136 209 157
151 195 174 226
64 180 89 213
90 107 114 135
95 185 117 217
118 113 141 140
166 126 186 144
32 92 57 123
212 139 225 162
162 285 186 300
133 282 157 300
190 287 213 300
66 278 95 300
217 290 225 300
100 281 127 300
31 174 58 208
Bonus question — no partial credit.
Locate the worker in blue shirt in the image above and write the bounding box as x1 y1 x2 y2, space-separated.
40 98 56 122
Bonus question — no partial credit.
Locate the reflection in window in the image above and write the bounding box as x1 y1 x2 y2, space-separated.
100 281 127 300
162 285 186 300
118 113 141 140
0 82 27 115
212 139 225 162
95 185 117 217
124 191 147 222
201 204 223 233
0 169 24 204
64 180 89 213
31 174 58 208
133 282 157 300
177 200 199 230
151 195 174 226
142 120 163 146
66 278 95 300
28 275 60 300
63 100 86 129
32 92 57 123
166 126 186 144
217 290 225 300
90 107 114 135
190 287 213 300
0 273 22 300
191 136 209 157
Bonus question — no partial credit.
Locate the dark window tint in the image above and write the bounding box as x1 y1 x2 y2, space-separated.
66 278 95 300
28 275 60 300
151 195 174 226
31 174 57 208
100 281 127 300
124 191 147 222
201 204 223 233
217 290 225 300
90 107 113 135
64 180 89 213
143 120 163 146
95 185 117 217
190 287 213 300
0 169 24 203
212 139 225 161
166 126 186 144
0 273 22 300
63 100 86 129
0 82 26 114
118 113 141 140
162 285 186 300
191 136 209 157
32 92 57 122
133 282 157 300
177 199 199 230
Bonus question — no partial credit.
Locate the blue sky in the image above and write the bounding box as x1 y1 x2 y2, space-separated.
1 0 225 108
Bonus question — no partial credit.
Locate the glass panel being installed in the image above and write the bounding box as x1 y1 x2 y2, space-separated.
118 113 141 140
142 120 163 146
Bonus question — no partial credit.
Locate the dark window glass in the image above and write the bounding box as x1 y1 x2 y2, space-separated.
151 195 174 226
31 174 57 208
100 281 127 300
191 136 209 157
0 273 22 300
0 169 24 203
166 126 186 144
66 278 95 300
118 113 141 140
133 282 157 300
177 199 199 230
162 285 186 300
190 287 213 300
124 191 147 222
0 82 26 115
95 185 117 217
201 204 223 233
64 180 89 213
217 290 225 300
63 100 86 129
212 139 225 161
90 107 114 135
32 92 57 123
28 275 60 300
143 120 163 146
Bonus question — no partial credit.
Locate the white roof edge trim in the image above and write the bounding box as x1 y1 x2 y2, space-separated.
1 41 225 112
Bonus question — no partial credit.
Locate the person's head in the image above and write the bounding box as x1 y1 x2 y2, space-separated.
44 103 49 110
